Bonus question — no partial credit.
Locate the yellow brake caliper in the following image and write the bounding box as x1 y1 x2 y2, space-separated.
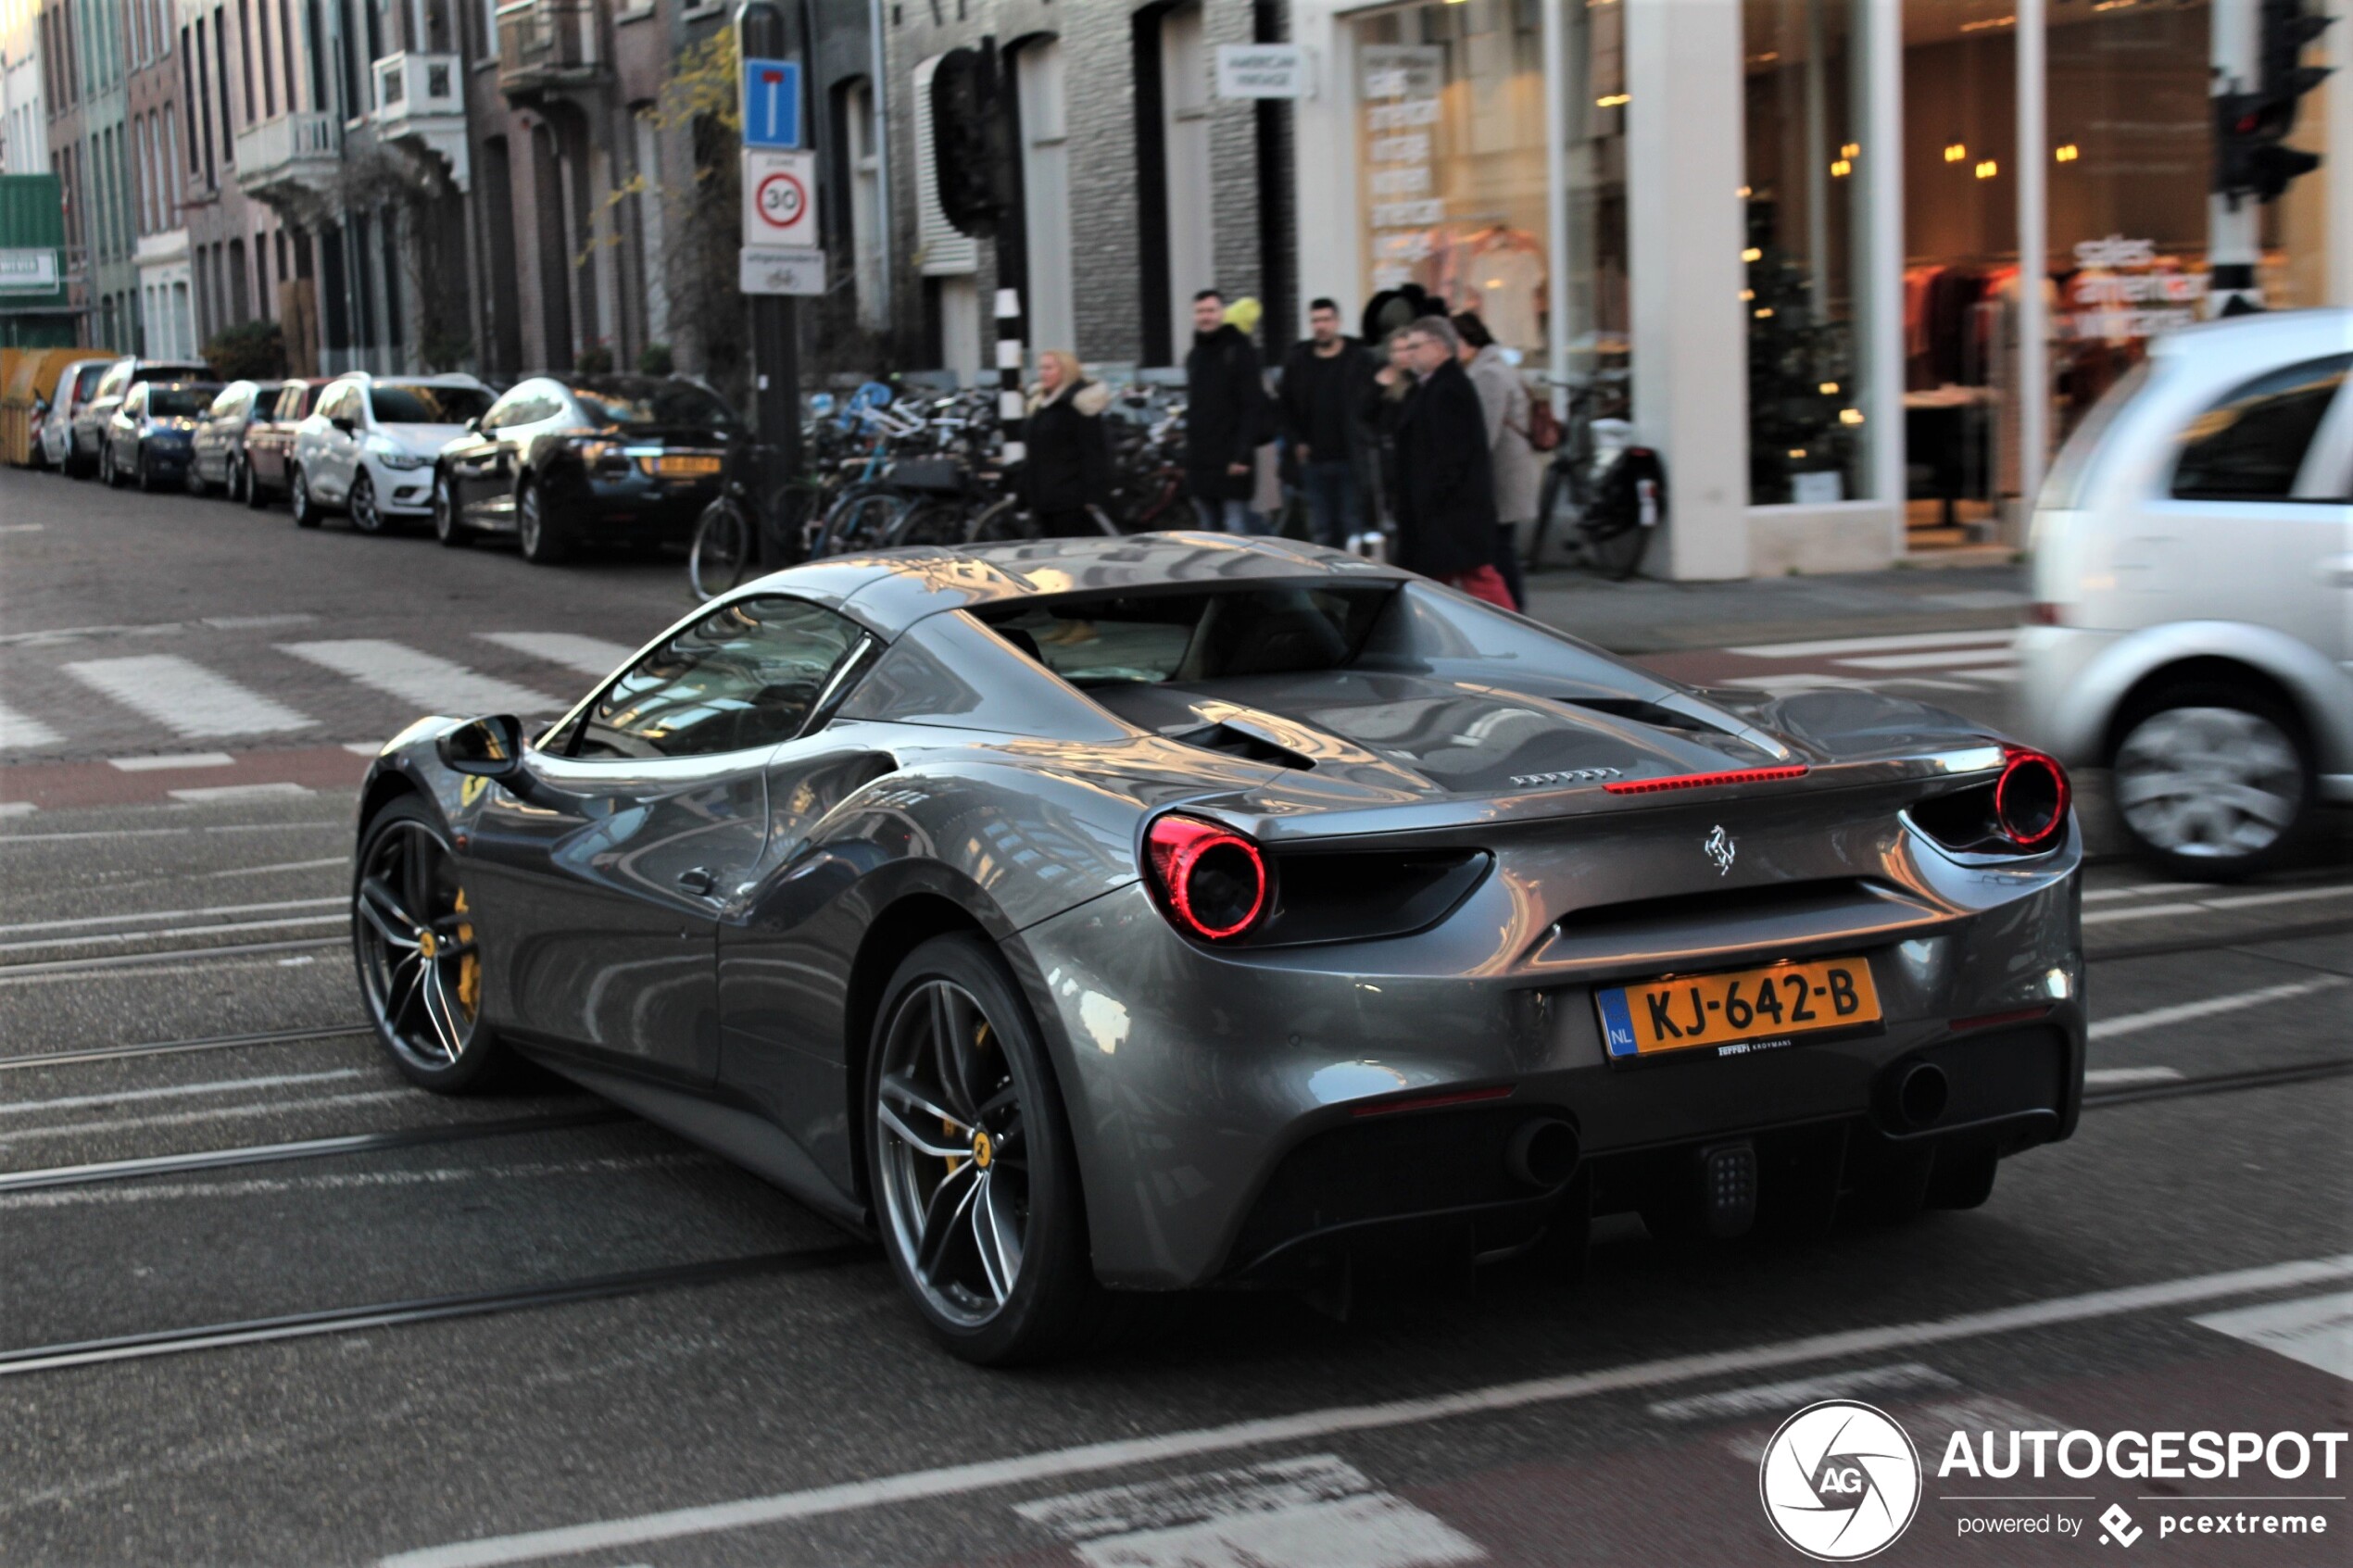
453 888 479 1018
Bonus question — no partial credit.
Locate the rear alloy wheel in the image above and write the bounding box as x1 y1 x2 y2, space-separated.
2111 685 2312 882
184 457 208 496
353 798 510 1092
136 448 157 493
517 482 568 564
349 470 386 535
104 445 125 488
433 472 468 548
244 458 270 509
290 468 321 528
867 935 1103 1364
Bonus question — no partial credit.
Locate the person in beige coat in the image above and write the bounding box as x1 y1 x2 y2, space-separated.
1453 311 1541 609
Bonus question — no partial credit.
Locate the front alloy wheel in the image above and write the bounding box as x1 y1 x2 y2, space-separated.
867 935 1103 1363
517 482 567 564
2113 695 2310 880
290 468 321 527
353 800 506 1090
349 470 385 535
433 472 468 547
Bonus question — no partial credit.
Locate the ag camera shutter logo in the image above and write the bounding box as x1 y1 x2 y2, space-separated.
1759 1400 1923 1561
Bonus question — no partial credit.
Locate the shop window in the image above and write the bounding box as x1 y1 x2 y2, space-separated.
1352 0 1549 357
1744 0 1867 507
2170 357 2350 502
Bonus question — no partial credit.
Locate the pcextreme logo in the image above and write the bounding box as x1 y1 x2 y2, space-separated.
1759 1399 1924 1562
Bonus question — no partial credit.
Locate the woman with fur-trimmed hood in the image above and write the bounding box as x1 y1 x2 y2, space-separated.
1022 350 1114 537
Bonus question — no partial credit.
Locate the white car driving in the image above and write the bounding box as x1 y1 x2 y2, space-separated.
288 372 496 534
2020 309 2352 879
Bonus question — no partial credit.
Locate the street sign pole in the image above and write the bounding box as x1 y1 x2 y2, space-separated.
736 0 801 558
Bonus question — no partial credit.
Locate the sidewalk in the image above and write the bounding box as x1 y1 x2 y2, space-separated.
1518 560 2027 654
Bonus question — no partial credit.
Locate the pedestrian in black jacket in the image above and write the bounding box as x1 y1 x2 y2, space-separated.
1182 289 1268 533
1021 350 1112 537
1278 297 1376 548
1389 317 1514 608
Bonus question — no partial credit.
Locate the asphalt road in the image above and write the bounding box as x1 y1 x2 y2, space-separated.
1 466 2348 1568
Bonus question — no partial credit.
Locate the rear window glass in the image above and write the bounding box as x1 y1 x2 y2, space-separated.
146 388 208 417
573 378 737 431
370 383 496 424
73 366 106 398
2171 355 2350 501
977 586 1394 687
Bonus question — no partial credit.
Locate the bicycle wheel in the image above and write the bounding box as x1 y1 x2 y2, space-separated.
1581 513 1652 582
1527 463 1567 568
687 498 756 601
964 498 1037 544
885 497 975 547
812 489 902 558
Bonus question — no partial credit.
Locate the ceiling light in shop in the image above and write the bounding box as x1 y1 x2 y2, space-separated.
1742 246 1762 262
1818 382 1840 395
1841 143 1860 158
1595 94 1629 108
1959 14 2016 31
1840 408 1865 426
1944 143 1967 162
1975 159 1999 179
1755 307 1776 320
1830 158 1852 177
2055 144 2081 162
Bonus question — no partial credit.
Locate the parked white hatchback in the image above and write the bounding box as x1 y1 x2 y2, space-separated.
2020 309 2351 879
288 372 496 534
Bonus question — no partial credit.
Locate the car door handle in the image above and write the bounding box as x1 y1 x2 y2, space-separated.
675 868 717 897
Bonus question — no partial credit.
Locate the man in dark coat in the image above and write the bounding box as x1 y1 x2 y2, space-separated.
1389 316 1514 608
1278 297 1377 549
1183 289 1267 533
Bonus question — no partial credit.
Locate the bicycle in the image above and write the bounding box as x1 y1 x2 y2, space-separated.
1527 373 1663 582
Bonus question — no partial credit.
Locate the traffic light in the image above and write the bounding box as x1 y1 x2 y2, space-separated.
2215 0 2333 204
930 41 1010 238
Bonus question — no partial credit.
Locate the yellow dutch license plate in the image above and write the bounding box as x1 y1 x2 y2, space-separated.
1597 957 1881 1060
654 455 722 477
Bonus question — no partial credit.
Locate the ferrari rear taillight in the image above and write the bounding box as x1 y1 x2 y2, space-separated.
1994 747 2069 847
1145 814 1268 942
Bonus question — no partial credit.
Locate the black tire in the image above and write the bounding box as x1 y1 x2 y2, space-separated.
865 934 1105 1365
2108 679 2314 882
432 471 469 547
516 481 568 564
104 444 125 488
1527 463 1566 569
965 498 1038 545
245 459 271 509
353 796 515 1093
136 447 157 492
883 497 970 548
348 470 386 536
290 467 322 528
184 456 209 496
1584 513 1651 582
812 488 899 558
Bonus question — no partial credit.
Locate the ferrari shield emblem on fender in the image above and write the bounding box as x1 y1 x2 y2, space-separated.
1704 824 1735 876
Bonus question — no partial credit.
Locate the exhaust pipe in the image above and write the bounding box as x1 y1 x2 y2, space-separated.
1888 1060 1950 1131
1504 1118 1581 1189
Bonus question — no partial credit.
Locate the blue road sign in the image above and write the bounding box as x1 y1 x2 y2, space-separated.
742 58 802 149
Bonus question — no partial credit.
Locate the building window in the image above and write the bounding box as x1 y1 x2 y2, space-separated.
1744 0 1869 507
1353 0 1549 358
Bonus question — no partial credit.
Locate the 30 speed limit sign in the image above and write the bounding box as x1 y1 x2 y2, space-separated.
742 149 818 248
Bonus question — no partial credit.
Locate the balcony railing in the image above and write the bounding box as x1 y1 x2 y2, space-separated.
231 111 342 203
496 0 605 96
373 51 462 120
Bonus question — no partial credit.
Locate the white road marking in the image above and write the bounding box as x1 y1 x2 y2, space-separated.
200 613 317 632
0 1068 365 1118
1646 1361 1956 1423
1725 629 2016 659
2193 1291 2353 1384
2208 883 2353 912
2082 878 2353 924
0 1153 711 1211
2083 1066 2186 1087
344 741 386 756
1878 677 1983 692
170 782 315 805
0 522 45 533
0 896 344 936
0 913 346 956
2088 976 2347 1040
2081 882 2204 904
279 639 563 715
477 633 637 678
0 1088 411 1146
204 856 346 881
0 620 185 646
0 700 62 749
66 655 314 738
105 751 236 771
1834 648 2020 671
0 803 33 819
376 1252 2353 1568
1722 673 1881 696
0 944 344 987
1015 1455 1483 1568
2083 903 2208 926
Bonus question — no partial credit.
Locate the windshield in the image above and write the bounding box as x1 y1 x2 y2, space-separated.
572 378 738 431
145 388 210 418
371 383 496 424
73 366 106 399
977 585 1394 687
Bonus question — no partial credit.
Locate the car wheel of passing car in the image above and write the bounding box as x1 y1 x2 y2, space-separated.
432 473 468 548
2110 680 2313 882
349 470 385 536
516 482 568 565
184 457 208 496
136 447 157 493
866 934 1105 1366
353 797 514 1093
289 467 321 528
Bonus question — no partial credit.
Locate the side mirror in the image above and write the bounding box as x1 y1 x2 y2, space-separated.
465 415 484 434
332 416 358 436
436 714 528 781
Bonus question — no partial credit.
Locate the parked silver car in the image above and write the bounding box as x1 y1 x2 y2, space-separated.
2020 309 2351 878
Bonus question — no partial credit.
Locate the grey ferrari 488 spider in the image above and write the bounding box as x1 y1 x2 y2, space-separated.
350 533 2082 1362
